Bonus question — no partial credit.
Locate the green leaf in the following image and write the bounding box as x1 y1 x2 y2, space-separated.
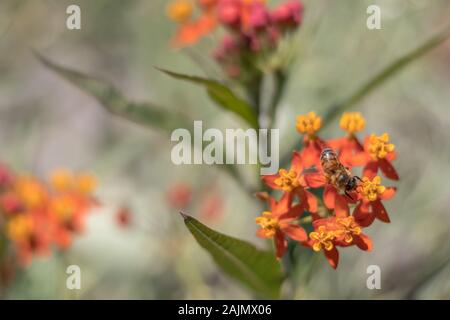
181 213 283 299
158 68 259 129
35 53 191 132
323 25 450 124
35 54 257 195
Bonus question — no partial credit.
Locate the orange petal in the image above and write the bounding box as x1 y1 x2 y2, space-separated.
274 231 287 259
353 202 374 227
323 185 336 209
312 218 329 229
274 192 293 215
291 151 303 173
196 12 217 34
355 234 373 251
334 194 350 218
261 174 280 190
352 151 370 167
172 23 200 48
279 203 304 220
303 172 326 188
326 137 344 150
379 158 399 181
380 187 396 201
372 200 390 223
256 228 270 238
301 143 320 168
363 161 378 180
324 247 339 269
283 225 307 242
386 150 397 161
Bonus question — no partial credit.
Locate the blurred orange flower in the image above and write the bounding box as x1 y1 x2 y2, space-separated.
0 165 98 267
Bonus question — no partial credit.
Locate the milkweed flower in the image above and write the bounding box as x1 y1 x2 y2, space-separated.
328 112 367 168
363 133 399 181
0 164 99 267
353 176 396 227
257 111 398 268
255 193 307 258
296 111 326 168
307 216 372 268
167 0 217 48
261 151 317 214
166 0 305 82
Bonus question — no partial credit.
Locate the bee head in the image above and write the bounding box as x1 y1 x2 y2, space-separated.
345 177 358 191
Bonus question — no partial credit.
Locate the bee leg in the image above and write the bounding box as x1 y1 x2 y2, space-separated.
345 191 354 201
355 176 363 182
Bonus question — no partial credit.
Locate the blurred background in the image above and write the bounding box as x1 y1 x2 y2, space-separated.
0 0 449 299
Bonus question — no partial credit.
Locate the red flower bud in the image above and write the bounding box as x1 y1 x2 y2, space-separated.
218 0 241 28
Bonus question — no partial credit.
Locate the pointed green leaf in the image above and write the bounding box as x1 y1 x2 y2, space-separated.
181 213 283 299
35 53 191 132
158 68 259 129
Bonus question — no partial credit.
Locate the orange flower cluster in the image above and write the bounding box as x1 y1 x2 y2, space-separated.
256 112 398 268
0 164 98 266
167 0 304 79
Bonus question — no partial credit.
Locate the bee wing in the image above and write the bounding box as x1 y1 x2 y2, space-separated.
301 165 327 187
302 165 319 174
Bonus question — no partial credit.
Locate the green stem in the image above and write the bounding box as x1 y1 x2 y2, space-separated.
267 70 287 129
247 74 263 114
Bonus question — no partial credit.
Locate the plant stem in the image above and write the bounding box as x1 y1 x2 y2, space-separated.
267 70 287 129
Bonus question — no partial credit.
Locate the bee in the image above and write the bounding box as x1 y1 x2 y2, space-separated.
320 147 361 199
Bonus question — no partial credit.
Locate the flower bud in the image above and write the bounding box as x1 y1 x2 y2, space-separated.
271 0 304 30
218 0 241 28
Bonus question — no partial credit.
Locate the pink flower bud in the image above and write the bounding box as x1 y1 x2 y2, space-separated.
271 0 304 29
247 2 270 31
0 163 13 187
217 0 241 28
213 35 239 61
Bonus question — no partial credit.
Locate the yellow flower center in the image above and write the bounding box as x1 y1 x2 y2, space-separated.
15 177 46 209
296 112 322 137
51 195 76 221
50 169 74 191
358 176 386 202
255 211 279 238
167 0 194 23
340 112 365 135
7 215 34 242
76 173 97 195
367 133 395 160
309 226 335 252
274 168 299 192
336 216 361 243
